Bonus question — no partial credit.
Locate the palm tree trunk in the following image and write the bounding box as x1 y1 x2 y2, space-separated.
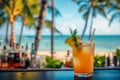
19 22 24 47
89 8 94 40
9 0 16 50
51 0 54 59
5 21 9 47
11 21 16 51
81 8 91 39
34 0 48 53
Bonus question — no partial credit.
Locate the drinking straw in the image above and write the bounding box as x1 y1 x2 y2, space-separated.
90 28 96 42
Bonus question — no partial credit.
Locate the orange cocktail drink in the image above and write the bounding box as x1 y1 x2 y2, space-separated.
72 42 94 76
65 29 95 77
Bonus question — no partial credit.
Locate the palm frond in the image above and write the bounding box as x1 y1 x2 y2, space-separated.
44 20 52 28
47 5 62 17
70 28 73 35
21 0 27 5
83 8 90 20
54 28 63 35
22 4 32 17
73 0 88 5
93 7 96 17
0 11 8 27
30 4 40 15
0 10 5 17
98 0 111 7
107 4 116 13
20 0 39 28
107 4 120 14
44 20 62 35
109 12 120 26
4 5 11 16
96 6 107 18
25 16 37 28
78 3 89 12
116 6 120 11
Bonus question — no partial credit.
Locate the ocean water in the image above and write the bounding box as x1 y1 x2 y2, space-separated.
0 35 120 52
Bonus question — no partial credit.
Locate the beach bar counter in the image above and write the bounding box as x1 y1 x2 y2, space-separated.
0 68 120 80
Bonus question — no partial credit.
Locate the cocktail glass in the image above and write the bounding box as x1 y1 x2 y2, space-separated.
72 41 94 77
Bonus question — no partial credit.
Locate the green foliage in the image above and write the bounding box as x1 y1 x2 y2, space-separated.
83 8 90 20
44 20 62 35
94 55 105 67
47 5 62 17
116 49 120 59
107 0 120 26
0 10 7 26
45 56 63 68
70 29 81 47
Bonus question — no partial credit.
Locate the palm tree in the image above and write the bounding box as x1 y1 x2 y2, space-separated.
0 1 10 47
108 0 120 26
34 0 48 53
46 0 62 59
73 0 107 39
2 0 23 50
51 0 54 59
0 13 10 48
18 0 39 47
18 16 36 47
34 0 62 54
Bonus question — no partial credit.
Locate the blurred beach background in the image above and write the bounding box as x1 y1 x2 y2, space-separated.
0 0 120 61
0 35 120 52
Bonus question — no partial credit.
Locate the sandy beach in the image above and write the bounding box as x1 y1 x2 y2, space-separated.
35 50 116 63
36 51 69 62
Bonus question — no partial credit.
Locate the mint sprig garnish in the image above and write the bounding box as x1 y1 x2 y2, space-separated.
70 29 81 47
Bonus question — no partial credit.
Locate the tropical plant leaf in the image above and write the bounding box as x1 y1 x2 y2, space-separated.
0 13 6 26
93 7 96 17
109 12 120 26
4 5 11 16
25 16 37 28
105 0 111 7
44 20 62 35
116 49 120 59
70 28 73 35
107 4 116 14
73 0 88 5
78 3 89 12
30 4 40 15
47 5 62 17
96 6 107 18
54 28 63 35
19 0 39 29
22 4 32 17
108 4 120 14
44 20 52 28
15 0 23 10
83 8 90 20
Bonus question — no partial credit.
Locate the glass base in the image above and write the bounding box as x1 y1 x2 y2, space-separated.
75 73 93 77
74 73 93 80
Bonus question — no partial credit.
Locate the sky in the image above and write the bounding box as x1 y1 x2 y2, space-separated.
0 0 120 36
